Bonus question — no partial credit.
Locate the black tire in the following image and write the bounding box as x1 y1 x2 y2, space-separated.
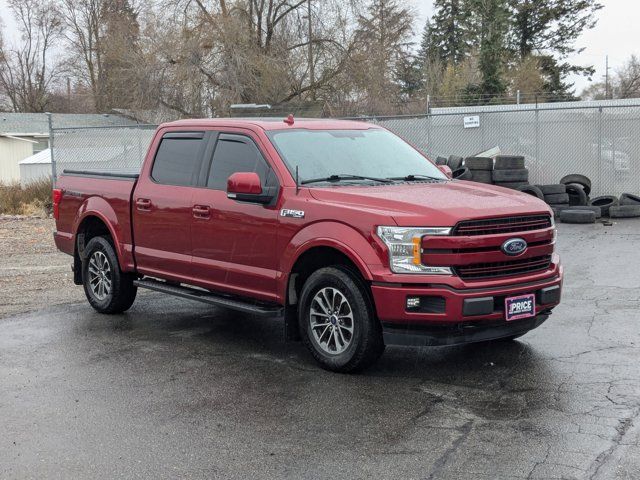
447 155 464 170
560 205 602 218
589 196 619 216
538 184 566 195
492 168 529 182
559 209 596 224
544 193 570 204
620 193 640 206
452 167 473 180
465 157 493 170
82 236 137 314
299 266 384 373
565 184 588 206
494 181 529 189
470 170 493 183
517 184 544 200
435 156 448 166
560 174 592 196
609 205 640 218
494 155 525 170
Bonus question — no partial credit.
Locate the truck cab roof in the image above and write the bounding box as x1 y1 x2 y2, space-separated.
160 117 378 132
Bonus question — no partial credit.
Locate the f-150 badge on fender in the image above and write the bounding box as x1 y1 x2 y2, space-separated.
280 209 305 219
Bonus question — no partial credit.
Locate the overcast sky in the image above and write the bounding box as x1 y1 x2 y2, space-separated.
0 0 636 94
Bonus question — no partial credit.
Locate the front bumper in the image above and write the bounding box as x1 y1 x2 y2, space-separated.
371 266 562 345
383 314 550 347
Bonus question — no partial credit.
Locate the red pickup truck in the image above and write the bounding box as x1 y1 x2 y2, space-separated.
53 117 562 372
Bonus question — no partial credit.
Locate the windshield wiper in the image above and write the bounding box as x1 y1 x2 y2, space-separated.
387 174 442 182
301 174 394 185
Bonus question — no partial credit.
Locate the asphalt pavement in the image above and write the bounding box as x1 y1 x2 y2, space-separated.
1 220 639 479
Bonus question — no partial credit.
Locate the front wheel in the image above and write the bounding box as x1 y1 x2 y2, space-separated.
82 236 137 314
299 266 384 373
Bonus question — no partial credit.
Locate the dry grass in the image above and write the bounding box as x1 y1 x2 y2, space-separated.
0 178 53 216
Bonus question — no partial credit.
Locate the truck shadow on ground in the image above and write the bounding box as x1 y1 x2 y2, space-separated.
89 295 558 410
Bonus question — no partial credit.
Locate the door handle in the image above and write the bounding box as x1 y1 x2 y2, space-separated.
136 198 152 211
193 205 211 219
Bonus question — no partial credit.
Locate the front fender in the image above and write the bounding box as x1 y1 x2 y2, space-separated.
73 196 133 271
278 221 385 303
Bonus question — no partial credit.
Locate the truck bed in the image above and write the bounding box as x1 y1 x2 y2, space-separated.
54 170 139 272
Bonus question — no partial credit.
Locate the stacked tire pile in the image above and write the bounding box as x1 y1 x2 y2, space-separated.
436 155 529 189
443 154 530 187
446 155 475 181
464 156 493 184
514 173 640 224
436 156 640 224
491 156 529 189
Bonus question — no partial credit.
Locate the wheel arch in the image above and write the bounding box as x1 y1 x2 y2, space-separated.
72 195 134 273
282 227 381 342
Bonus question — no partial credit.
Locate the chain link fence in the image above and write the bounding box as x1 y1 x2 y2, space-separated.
51 124 157 178
50 99 640 197
362 99 640 197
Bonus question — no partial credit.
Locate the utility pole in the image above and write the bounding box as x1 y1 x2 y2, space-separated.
307 0 315 101
605 55 609 99
66 77 71 112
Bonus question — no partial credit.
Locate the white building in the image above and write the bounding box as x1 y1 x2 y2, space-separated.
19 149 52 187
0 113 136 185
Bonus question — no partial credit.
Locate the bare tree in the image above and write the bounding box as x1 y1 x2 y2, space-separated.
59 0 143 112
0 0 63 112
580 55 640 101
616 55 640 99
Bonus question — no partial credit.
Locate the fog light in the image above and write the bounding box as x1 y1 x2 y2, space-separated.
406 297 421 309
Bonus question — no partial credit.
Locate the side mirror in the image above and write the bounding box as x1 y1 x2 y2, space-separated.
438 165 453 179
227 172 274 204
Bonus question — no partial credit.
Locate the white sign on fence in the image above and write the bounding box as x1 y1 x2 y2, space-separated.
463 115 480 129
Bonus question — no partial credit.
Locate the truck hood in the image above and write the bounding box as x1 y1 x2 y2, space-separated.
308 180 552 227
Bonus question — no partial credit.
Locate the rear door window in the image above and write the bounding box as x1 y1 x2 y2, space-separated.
207 134 273 190
151 132 205 186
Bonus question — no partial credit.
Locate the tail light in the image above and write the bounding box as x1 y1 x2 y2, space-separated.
52 188 63 220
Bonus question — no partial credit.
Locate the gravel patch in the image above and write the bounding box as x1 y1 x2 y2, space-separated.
0 216 83 318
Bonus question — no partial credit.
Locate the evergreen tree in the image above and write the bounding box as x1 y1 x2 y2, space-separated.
101 0 141 109
475 0 509 97
417 19 437 68
507 0 603 95
355 0 415 111
429 0 472 64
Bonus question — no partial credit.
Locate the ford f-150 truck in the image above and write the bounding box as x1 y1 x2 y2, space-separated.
53 117 562 372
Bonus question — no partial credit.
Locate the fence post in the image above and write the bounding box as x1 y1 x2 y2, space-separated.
598 106 603 195
535 100 540 177
516 90 521 105
47 112 57 185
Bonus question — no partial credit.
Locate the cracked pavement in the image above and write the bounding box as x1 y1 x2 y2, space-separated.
1 220 639 479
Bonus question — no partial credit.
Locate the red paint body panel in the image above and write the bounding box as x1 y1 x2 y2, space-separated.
54 118 563 330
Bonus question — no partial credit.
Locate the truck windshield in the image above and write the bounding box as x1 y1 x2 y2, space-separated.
267 129 446 185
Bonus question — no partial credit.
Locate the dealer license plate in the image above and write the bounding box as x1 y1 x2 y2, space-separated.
505 294 535 321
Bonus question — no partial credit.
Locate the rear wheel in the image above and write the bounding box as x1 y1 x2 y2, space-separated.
82 236 137 314
299 267 384 373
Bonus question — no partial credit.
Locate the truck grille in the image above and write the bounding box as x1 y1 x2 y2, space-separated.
455 255 552 280
453 215 552 236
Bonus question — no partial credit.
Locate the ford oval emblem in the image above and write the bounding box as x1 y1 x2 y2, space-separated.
502 238 528 256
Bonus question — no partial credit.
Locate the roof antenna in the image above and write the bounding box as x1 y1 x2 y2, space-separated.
284 113 295 125
295 165 300 194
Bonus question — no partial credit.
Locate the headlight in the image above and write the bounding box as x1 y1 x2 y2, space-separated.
376 226 452 274
550 216 557 249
